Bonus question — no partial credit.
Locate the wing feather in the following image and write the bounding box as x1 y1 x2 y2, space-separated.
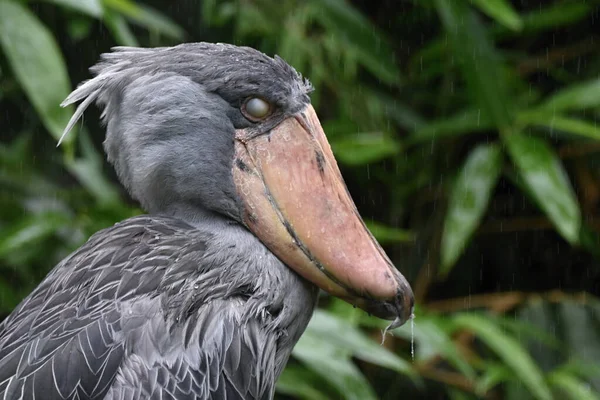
108 300 279 400
0 216 199 399
1 215 284 400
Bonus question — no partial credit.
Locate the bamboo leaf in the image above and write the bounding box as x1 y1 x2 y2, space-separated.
365 220 414 244
538 78 600 112
559 302 600 372
397 317 476 381
277 366 332 400
64 130 121 205
0 0 73 142
41 0 103 18
521 2 591 34
559 360 600 384
549 371 600 400
0 213 70 257
441 144 503 274
492 2 591 40
409 108 493 144
103 0 184 39
518 112 600 140
305 310 415 376
471 0 523 31
435 0 512 128
476 362 513 394
293 333 378 400
330 133 401 166
504 132 581 244
314 0 401 85
103 9 139 46
454 313 552 400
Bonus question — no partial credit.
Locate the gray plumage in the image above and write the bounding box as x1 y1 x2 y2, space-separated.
0 43 318 399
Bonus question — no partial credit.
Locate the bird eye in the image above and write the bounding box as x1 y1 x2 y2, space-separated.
243 97 271 121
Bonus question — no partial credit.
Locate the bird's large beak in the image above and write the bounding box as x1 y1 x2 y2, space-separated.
233 105 414 327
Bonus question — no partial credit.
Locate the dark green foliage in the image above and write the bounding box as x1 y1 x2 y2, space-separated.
1 0 600 398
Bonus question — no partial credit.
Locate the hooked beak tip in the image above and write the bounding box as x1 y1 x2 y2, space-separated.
362 283 415 327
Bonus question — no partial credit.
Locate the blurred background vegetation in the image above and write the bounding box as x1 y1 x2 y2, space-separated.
1 0 600 398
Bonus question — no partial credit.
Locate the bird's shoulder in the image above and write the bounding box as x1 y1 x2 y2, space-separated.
2 215 205 325
0 214 212 399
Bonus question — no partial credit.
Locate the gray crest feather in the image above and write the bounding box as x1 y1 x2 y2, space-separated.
57 44 313 146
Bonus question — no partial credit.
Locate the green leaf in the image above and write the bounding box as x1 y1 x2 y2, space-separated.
103 0 184 39
538 78 600 112
396 316 476 381
408 108 493 145
365 220 414 244
475 362 513 394
293 333 378 400
41 0 103 18
275 7 312 76
471 0 522 31
314 0 401 85
521 2 591 34
492 2 591 40
558 360 600 383
441 144 503 274
0 212 70 258
375 93 425 131
503 132 581 244
549 371 600 400
0 0 73 142
64 130 121 205
233 2 275 38
516 301 564 372
305 310 414 376
518 112 600 140
454 313 552 400
494 314 561 350
277 366 332 400
103 9 139 46
559 302 600 369
67 16 93 41
447 388 475 400
330 133 401 166
435 0 512 128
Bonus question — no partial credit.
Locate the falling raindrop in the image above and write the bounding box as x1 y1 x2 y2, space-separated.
410 313 415 362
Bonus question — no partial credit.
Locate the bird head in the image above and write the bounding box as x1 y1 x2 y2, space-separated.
60 43 414 328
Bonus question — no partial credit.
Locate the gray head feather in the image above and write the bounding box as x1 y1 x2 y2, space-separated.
59 43 312 144
58 43 313 220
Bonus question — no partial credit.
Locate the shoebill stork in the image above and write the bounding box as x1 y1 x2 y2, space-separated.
0 43 414 399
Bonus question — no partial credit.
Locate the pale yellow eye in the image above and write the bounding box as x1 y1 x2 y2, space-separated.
243 97 271 120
